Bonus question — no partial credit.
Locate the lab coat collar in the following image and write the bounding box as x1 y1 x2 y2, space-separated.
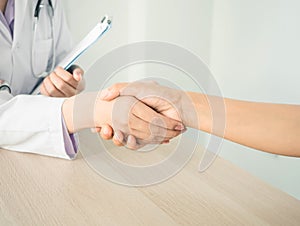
13 0 28 48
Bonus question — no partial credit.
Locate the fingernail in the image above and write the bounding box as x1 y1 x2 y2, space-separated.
163 140 170 144
103 127 109 135
114 131 124 142
73 72 81 81
127 135 135 145
174 124 185 131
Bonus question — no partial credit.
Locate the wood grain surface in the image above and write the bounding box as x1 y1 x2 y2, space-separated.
0 134 300 225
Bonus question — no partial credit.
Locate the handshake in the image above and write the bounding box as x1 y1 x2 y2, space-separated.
63 80 297 157
62 81 200 150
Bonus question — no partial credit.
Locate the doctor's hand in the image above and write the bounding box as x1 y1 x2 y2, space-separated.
62 93 184 150
40 66 85 97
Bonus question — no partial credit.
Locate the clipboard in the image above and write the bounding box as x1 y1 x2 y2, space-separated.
31 15 112 95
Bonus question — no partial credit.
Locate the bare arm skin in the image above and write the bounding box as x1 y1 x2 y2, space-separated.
187 92 300 156
100 82 300 157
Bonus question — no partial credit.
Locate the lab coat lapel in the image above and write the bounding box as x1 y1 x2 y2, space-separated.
13 0 28 48
0 19 12 43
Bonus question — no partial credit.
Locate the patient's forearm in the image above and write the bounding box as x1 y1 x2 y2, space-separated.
186 92 300 156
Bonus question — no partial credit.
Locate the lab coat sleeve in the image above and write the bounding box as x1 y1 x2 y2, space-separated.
0 92 76 159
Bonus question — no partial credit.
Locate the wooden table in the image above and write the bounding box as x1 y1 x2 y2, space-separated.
1 134 300 225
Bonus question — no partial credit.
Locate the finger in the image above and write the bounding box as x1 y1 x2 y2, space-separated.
76 78 86 93
132 102 185 131
148 123 185 139
134 137 163 146
72 67 84 82
54 66 80 89
42 76 65 97
100 80 158 100
40 80 50 96
119 80 166 100
100 124 114 140
66 65 85 93
131 128 181 144
129 114 182 140
49 72 76 97
126 135 139 150
112 130 125 146
99 82 129 101
126 136 147 150
72 66 85 93
131 127 182 142
91 127 101 133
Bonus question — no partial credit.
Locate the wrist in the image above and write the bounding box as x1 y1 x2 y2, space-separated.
180 92 212 131
177 91 198 128
62 97 76 133
62 92 112 133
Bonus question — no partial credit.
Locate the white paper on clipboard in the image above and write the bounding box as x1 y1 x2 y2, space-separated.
59 15 112 69
31 15 112 95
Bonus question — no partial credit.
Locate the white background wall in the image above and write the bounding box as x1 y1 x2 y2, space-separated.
210 0 300 200
63 0 300 199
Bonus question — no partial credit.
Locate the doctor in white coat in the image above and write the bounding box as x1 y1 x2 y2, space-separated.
0 0 186 159
0 0 85 159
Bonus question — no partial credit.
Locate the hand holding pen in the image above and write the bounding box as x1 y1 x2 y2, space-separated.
40 65 85 97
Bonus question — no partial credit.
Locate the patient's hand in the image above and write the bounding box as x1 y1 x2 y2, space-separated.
96 81 193 148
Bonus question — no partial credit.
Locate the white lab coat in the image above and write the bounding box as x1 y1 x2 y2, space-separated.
0 0 75 159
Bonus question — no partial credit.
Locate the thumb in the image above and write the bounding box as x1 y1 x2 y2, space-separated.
99 82 128 101
72 67 84 82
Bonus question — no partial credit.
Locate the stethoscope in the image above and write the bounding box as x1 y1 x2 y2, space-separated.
32 0 55 78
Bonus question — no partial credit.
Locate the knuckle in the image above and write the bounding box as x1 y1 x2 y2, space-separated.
49 72 57 81
69 90 77 97
65 75 74 83
48 84 57 94
55 80 65 90
54 66 63 74
40 86 46 95
44 76 51 85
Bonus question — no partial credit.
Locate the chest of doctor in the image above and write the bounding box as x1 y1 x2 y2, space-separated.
0 0 55 95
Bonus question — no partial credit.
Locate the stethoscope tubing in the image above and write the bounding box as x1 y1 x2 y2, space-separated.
32 0 55 78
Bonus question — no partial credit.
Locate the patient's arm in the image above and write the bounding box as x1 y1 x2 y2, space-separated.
100 81 300 157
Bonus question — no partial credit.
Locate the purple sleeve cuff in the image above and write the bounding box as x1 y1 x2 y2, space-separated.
61 115 78 158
